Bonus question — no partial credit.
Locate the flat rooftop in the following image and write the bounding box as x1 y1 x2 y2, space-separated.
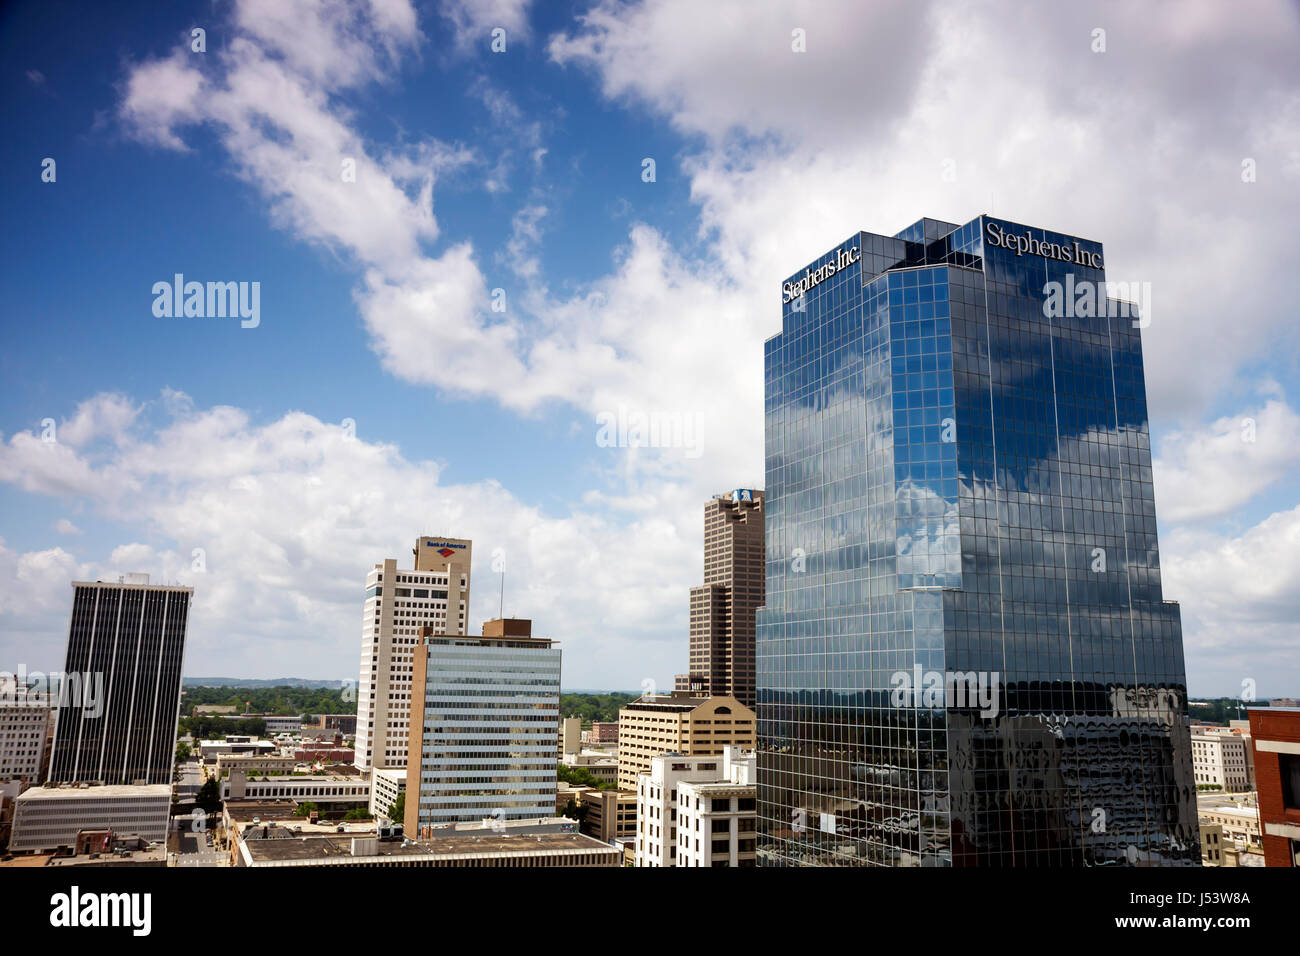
243 830 615 865
18 784 171 801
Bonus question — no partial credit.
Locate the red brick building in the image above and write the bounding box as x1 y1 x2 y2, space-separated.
1247 707 1300 867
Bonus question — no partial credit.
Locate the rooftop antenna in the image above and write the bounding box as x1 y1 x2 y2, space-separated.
498 565 505 620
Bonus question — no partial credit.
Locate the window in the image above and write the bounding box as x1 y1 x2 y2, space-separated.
1281 754 1300 811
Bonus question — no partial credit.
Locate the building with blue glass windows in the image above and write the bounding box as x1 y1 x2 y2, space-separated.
757 215 1197 866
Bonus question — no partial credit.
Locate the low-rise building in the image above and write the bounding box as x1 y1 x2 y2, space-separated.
562 750 618 786
221 767 369 808
1191 726 1253 792
214 754 296 777
221 714 303 735
8 784 171 853
370 767 406 822
199 736 276 765
1197 792 1262 855
231 814 619 867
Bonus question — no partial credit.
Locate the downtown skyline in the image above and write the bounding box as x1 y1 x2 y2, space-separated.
2 0 1299 696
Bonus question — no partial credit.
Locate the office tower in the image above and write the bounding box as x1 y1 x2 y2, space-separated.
758 215 1196 866
1247 707 1300 867
617 692 755 790
635 747 755 867
355 536 471 772
48 575 192 785
687 490 764 706
404 619 560 833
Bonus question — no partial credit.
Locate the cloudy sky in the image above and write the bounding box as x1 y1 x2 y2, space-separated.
1 0 1297 695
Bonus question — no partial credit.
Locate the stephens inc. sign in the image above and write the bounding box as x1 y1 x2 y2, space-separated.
984 221 1102 269
783 245 860 304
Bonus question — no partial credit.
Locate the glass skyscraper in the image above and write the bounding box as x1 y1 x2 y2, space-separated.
757 215 1197 866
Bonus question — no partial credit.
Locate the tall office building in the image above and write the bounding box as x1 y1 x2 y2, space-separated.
355 537 471 772
758 215 1196 866
404 618 560 833
687 489 765 706
47 575 192 786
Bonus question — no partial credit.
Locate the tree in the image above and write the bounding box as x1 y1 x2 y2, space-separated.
344 807 371 821
175 742 192 763
388 792 406 824
196 778 221 814
295 802 320 818
561 798 589 826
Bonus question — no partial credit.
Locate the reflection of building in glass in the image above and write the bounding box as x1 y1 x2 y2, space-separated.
758 215 1196 866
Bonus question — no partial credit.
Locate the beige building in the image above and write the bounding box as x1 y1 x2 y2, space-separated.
1191 727 1253 792
558 716 582 757
686 490 764 706
617 693 755 791
559 784 638 845
1197 792 1262 854
214 754 295 777
355 536 472 772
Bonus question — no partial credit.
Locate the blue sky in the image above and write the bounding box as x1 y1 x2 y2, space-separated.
1 0 1298 695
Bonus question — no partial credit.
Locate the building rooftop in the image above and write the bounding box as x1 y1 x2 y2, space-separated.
17 784 171 801
241 829 614 865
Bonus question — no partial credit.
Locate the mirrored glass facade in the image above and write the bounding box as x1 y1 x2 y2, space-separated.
757 215 1197 866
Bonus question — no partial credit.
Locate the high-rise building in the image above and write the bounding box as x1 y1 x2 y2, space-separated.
48 575 192 786
758 215 1196 866
404 619 560 834
687 490 764 706
355 537 471 772
617 692 755 791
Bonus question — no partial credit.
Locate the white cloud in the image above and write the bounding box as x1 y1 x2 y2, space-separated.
1163 506 1300 695
439 0 532 51
53 519 82 536
1154 390 1300 523
0 393 693 685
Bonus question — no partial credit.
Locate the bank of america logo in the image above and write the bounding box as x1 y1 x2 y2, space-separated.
437 548 455 557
